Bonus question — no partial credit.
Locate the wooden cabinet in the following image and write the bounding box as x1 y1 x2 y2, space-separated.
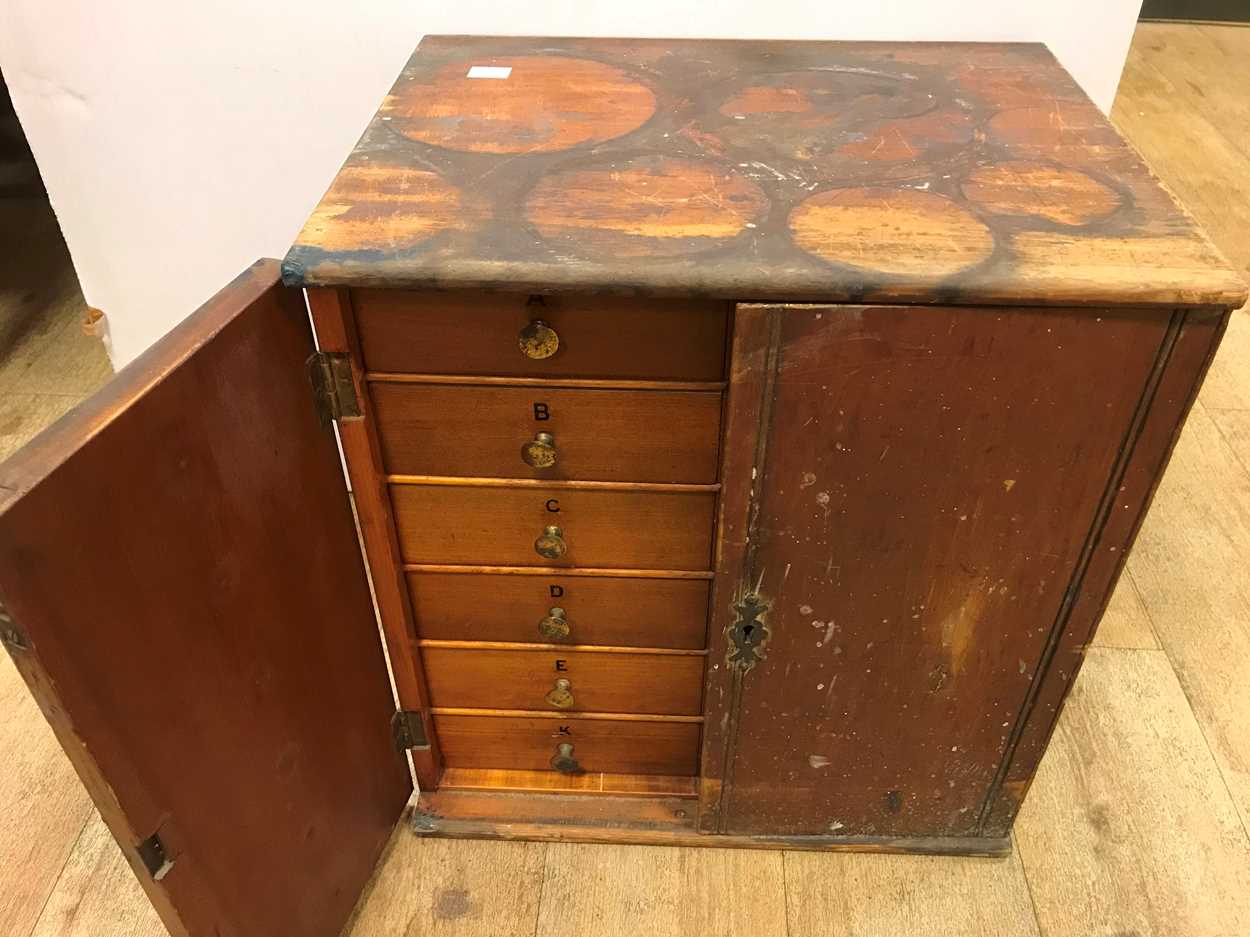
0 35 1245 937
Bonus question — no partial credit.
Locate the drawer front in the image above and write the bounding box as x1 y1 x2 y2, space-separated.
410 572 710 648
392 484 716 569
353 289 729 381
435 714 701 775
423 647 705 715
372 384 722 483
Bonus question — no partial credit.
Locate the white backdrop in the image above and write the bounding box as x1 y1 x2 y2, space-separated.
0 1 1143 367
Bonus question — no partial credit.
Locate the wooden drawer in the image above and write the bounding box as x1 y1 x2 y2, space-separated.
391 483 716 569
352 290 729 381
422 647 705 715
410 572 710 648
434 713 701 775
372 383 722 483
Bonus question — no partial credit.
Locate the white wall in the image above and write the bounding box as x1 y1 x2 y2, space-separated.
0 1 1143 367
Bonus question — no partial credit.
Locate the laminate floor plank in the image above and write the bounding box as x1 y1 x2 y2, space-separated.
1014 647 1250 937
1131 23 1250 163
27 813 167 937
343 831 546 937
0 653 95 937
1090 573 1158 650
782 848 1041 937
1209 408 1250 478
536 842 788 937
1124 406 1250 833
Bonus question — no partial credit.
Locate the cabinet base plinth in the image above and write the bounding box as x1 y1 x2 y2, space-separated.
409 790 1011 856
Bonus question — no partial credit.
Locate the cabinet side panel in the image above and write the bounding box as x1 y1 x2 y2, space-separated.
307 287 444 789
980 308 1229 835
718 303 1168 838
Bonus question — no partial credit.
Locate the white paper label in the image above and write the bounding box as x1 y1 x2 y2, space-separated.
466 65 512 79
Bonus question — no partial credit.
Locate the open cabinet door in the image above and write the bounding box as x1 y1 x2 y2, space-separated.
0 261 411 937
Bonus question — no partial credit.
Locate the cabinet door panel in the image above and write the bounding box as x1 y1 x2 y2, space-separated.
703 303 1168 838
0 261 409 937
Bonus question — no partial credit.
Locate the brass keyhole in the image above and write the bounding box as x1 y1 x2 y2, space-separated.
522 432 558 469
539 607 570 640
545 677 574 709
519 319 559 360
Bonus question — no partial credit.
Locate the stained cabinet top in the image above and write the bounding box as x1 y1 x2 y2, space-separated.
282 36 1246 309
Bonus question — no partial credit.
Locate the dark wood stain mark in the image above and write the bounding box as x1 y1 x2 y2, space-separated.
284 37 1245 309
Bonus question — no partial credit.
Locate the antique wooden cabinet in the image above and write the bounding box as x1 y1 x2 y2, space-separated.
1 36 1245 937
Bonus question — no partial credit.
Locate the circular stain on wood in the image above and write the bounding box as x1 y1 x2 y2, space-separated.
716 70 937 163
294 163 462 253
383 56 657 154
524 155 770 259
789 187 995 277
962 161 1121 226
835 109 976 163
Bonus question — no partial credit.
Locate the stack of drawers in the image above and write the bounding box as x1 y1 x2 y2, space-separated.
355 290 729 780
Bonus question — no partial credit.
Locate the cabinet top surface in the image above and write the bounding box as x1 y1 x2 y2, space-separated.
282 36 1245 309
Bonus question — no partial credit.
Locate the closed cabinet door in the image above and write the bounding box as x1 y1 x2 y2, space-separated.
701 302 1171 839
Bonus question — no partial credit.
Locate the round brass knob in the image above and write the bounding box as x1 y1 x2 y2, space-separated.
550 741 581 774
534 525 567 560
545 677 574 709
521 432 557 469
519 319 559 360
538 607 570 640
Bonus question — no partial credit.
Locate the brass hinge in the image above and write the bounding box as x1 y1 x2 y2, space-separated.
391 710 430 752
306 351 362 426
0 602 28 652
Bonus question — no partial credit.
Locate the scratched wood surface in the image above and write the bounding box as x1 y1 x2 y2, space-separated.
0 263 411 937
283 36 1245 310
708 302 1169 837
5 22 1250 937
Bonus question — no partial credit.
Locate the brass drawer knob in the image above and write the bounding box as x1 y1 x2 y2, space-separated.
550 742 582 774
545 677 574 709
519 319 559 360
538 607 570 640
521 432 558 469
534 525 567 560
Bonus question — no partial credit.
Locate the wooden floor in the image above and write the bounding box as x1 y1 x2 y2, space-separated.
2 21 1249 937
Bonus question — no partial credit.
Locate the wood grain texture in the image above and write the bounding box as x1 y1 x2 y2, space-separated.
422 646 704 715
307 287 444 789
28 813 166 937
712 302 1167 838
1089 572 1158 649
409 570 710 648
981 310 1226 835
1126 407 1250 833
782 849 1041 937
371 382 722 483
344 829 546 937
536 843 787 937
1013 648 1250 937
391 482 716 569
0 262 410 937
434 713 701 775
352 290 729 381
0 653 93 937
412 789 1008 854
284 37 1245 310
437 768 698 797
